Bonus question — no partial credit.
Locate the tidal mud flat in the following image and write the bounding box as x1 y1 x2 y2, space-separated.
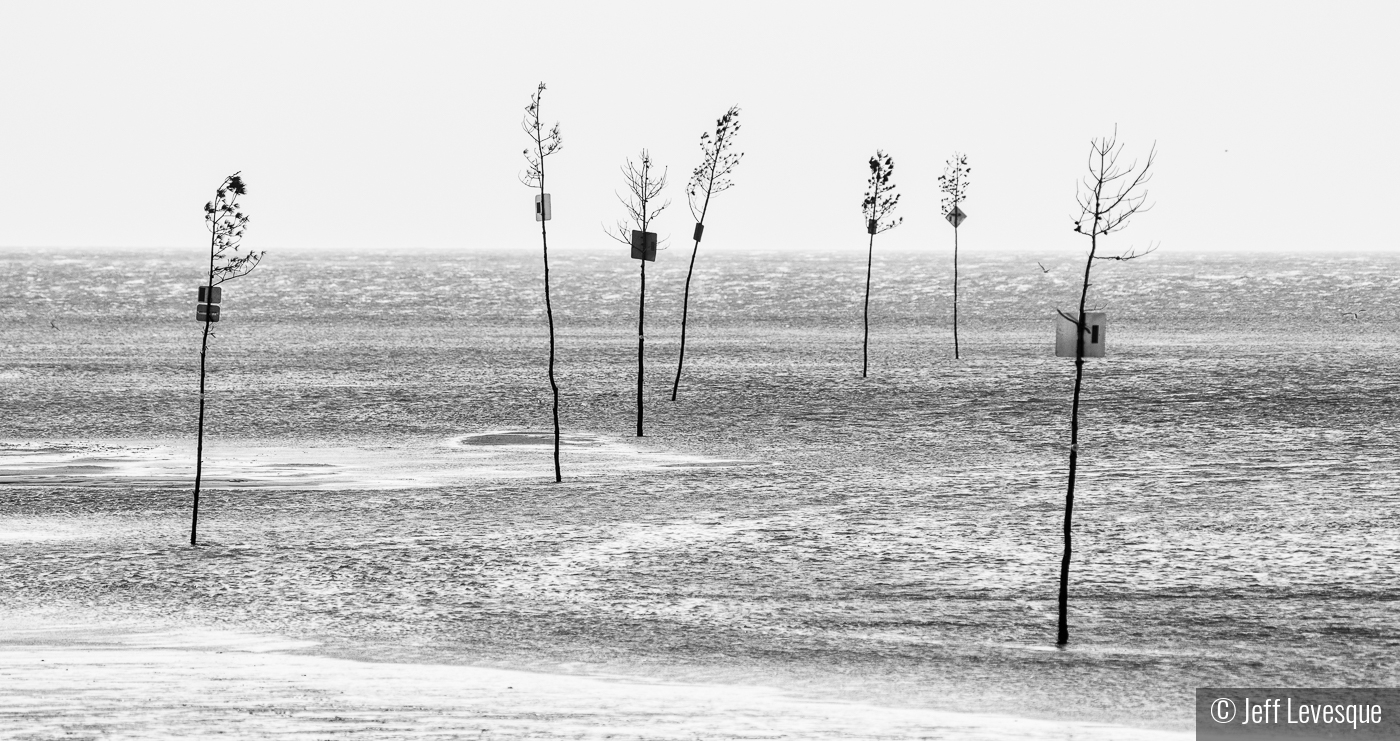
2 250 1399 736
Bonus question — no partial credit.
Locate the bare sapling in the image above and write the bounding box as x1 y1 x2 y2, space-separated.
860 151 902 378
938 153 971 358
191 172 264 546
520 82 564 482
607 150 669 436
1057 129 1157 645
671 106 743 401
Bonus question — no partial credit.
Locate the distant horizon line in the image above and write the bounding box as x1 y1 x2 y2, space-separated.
2 244 1395 256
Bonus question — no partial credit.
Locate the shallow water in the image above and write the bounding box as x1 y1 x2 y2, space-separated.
1 247 1398 732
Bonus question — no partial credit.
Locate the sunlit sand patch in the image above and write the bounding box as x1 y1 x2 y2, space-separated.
0 621 1190 740
0 441 377 489
0 434 767 491
1 624 317 653
0 529 72 542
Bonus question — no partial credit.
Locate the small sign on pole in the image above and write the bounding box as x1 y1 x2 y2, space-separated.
946 206 967 228
692 223 704 242
867 219 877 235
1055 311 1105 358
198 286 222 304
535 193 552 221
631 230 657 261
196 304 221 322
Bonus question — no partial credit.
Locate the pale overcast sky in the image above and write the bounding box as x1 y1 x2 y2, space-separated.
0 1 1395 255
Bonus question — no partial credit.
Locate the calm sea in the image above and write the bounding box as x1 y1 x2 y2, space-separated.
2 247 1398 730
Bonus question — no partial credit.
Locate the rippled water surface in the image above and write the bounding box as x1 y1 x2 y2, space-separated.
2 247 1399 731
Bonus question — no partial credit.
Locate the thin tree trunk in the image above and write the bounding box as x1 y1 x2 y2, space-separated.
637 258 645 436
191 318 210 546
191 227 217 546
670 235 700 401
862 231 874 378
528 101 561 482
1058 232 1097 646
541 214 561 482
672 172 714 401
953 221 960 359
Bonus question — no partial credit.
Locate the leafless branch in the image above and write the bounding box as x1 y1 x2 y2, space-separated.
1054 307 1111 330
520 82 562 190
606 149 669 245
1092 241 1160 261
1072 126 1157 240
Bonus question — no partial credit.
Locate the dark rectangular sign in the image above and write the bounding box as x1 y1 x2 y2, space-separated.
630 230 657 261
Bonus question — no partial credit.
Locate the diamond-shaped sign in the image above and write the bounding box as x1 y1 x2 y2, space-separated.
946 206 967 228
